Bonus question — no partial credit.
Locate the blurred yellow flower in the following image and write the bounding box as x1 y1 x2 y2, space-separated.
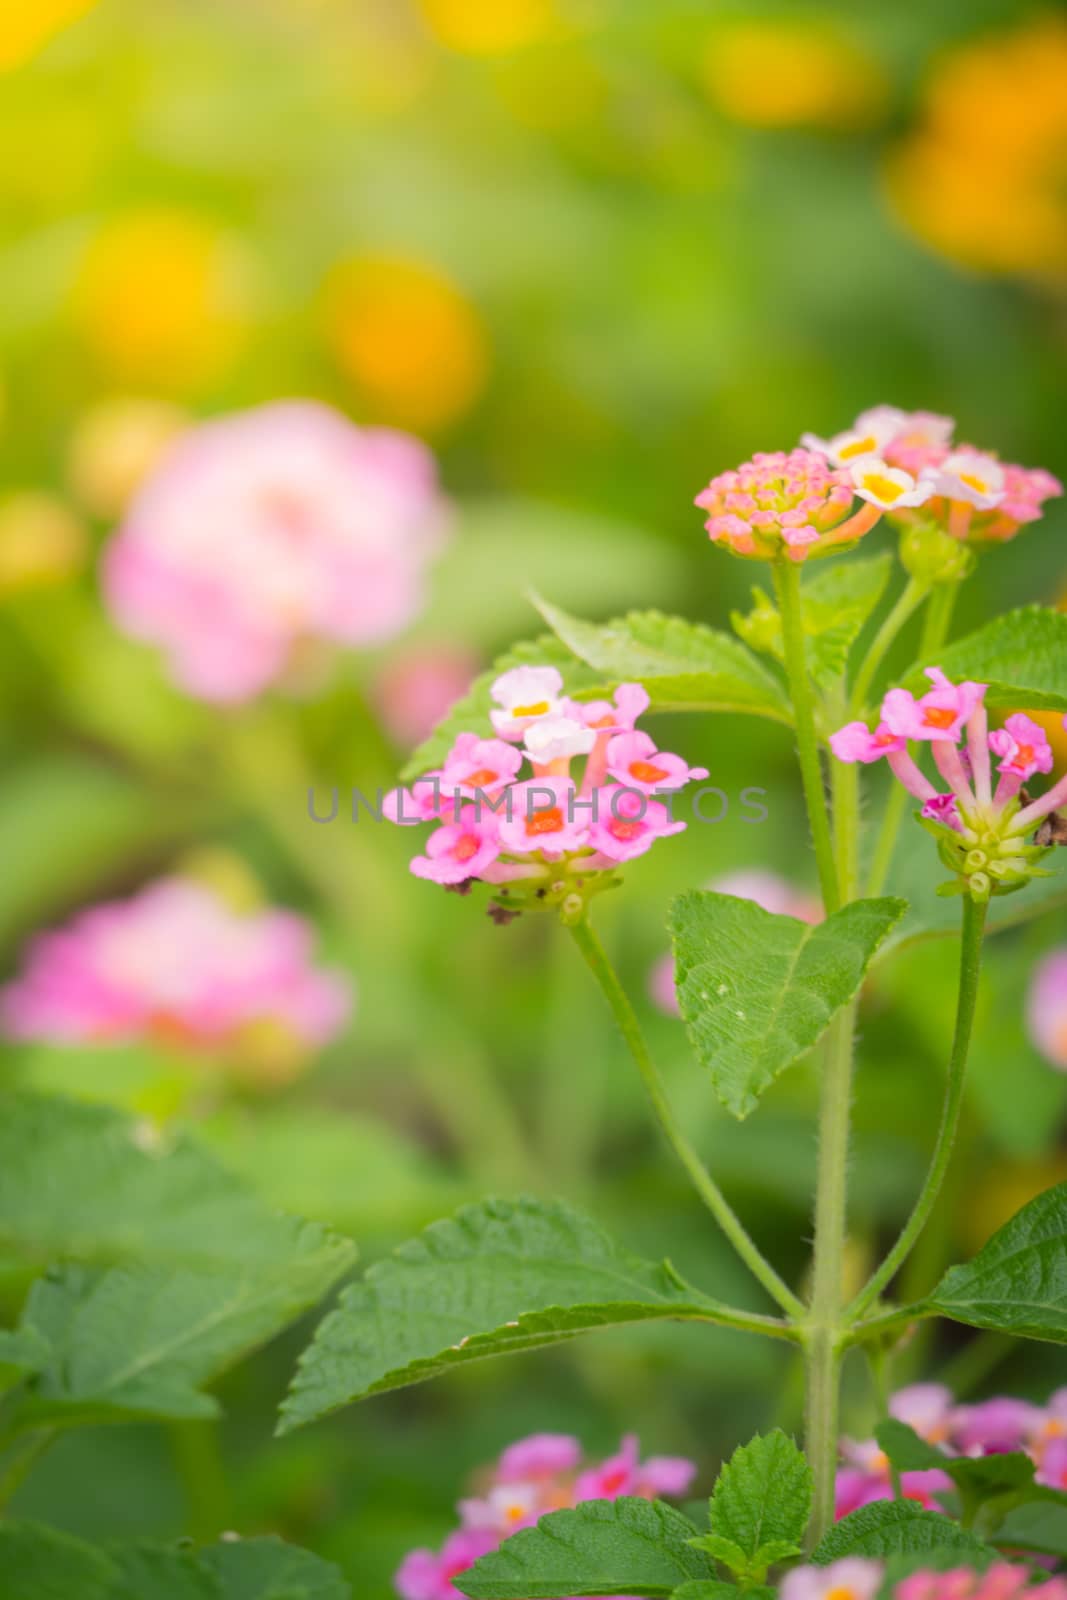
418 0 555 55
0 491 87 595
68 397 188 518
72 210 252 390
0 0 98 71
703 20 887 130
964 1155 1067 1256
887 17 1067 281
323 254 489 431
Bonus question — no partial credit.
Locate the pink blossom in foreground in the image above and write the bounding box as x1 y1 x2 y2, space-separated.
830 668 1067 903
695 447 881 562
787 1562 1067 1600
104 401 450 702
1027 949 1067 1070
801 406 1061 542
396 1433 695 1600
386 678 708 917
373 645 478 748
0 879 351 1074
781 1557 883 1600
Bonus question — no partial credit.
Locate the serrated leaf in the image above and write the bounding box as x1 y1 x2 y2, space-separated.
105 1544 220 1600
10 1241 352 1427
200 1537 351 1599
706 1432 812 1559
0 1093 355 1273
812 1502 990 1563
401 636 606 779
926 1181 1067 1341
456 1497 714 1598
533 597 790 722
687 1535 749 1570
992 1502 1067 1557
279 1197 740 1433
905 607 1067 711
875 1420 1035 1501
802 555 893 690
669 893 907 1118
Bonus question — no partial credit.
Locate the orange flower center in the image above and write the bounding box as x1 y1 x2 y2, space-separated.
923 706 958 730
959 471 990 494
629 759 669 783
465 767 499 787
453 834 481 862
526 807 563 837
512 699 550 718
610 819 643 841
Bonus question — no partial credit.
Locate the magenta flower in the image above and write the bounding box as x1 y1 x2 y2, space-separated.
103 402 450 703
588 792 686 862
1027 948 1067 1070
695 448 881 563
496 1434 582 1482
829 722 907 764
989 713 1055 795
440 734 523 798
495 778 589 858
411 808 502 885
881 668 987 744
0 878 351 1072
896 1566 1067 1600
395 1529 499 1600
606 731 709 793
374 645 479 749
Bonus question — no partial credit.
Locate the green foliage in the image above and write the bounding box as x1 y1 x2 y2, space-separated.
279 1197 743 1433
0 1326 49 1396
926 1181 1067 1340
875 1420 1035 1503
532 597 790 722
906 606 1067 711
992 1503 1067 1558
690 1432 810 1582
669 892 907 1118
672 1587 770 1600
812 1501 989 1563
0 1522 350 1599
456 1497 715 1599
733 554 892 692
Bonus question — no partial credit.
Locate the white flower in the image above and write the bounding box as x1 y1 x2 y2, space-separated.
930 450 1006 509
489 664 565 739
523 714 597 764
850 459 935 509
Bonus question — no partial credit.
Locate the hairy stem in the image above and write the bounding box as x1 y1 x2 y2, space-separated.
847 894 988 1321
568 915 804 1319
773 559 841 915
849 577 929 718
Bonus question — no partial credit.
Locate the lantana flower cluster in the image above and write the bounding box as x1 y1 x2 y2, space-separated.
104 401 450 703
835 1383 1067 1519
695 406 1060 562
786 1558 1067 1600
396 1432 696 1600
831 669 1067 902
0 877 351 1084
385 667 708 919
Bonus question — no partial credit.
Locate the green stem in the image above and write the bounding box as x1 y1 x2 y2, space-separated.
849 577 929 718
773 560 841 915
864 582 961 897
568 915 804 1320
168 1420 230 1542
847 895 988 1322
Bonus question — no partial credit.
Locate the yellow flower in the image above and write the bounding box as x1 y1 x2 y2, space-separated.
887 17 1067 280
323 254 489 431
0 0 98 71
72 210 252 390
418 0 556 55
68 397 188 518
0 491 87 595
703 20 887 131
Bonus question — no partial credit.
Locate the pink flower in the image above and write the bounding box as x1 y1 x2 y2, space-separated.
781 1558 883 1600
588 790 686 862
0 878 351 1059
373 646 479 749
440 734 523 798
496 1434 582 1483
648 952 680 1016
922 793 962 831
695 448 877 563
496 778 589 857
574 684 651 734
994 464 1063 531
395 1528 499 1600
637 1455 698 1496
1027 949 1067 1070
890 1383 954 1443
104 402 449 703
989 713 1054 783
411 809 502 885
573 1434 696 1502
605 731 709 792
524 715 597 765
929 450 1006 511
830 722 906 763
383 778 453 825
712 869 823 923
882 668 986 744
895 1564 1067 1600
1036 1436 1067 1491
489 665 565 740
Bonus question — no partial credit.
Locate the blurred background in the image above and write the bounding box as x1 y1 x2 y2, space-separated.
1 0 1066 1592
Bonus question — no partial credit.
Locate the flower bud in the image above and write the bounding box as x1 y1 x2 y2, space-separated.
899 520 975 584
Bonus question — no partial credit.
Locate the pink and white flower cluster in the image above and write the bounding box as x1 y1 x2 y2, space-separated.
831 668 1067 900
1028 947 1067 1071
803 405 1061 543
0 878 351 1072
385 668 708 909
104 401 451 702
694 448 883 563
785 1559 1067 1600
395 1432 696 1600
835 1383 1067 1519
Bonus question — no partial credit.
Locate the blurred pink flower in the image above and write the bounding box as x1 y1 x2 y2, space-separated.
781 1557 883 1600
374 645 479 749
104 401 450 702
0 878 351 1064
896 1566 1067 1600
1027 949 1067 1070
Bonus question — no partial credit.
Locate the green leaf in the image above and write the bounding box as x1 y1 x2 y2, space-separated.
801 555 893 690
105 1544 219 1600
456 1497 714 1598
669 893 907 1118
702 1432 812 1566
926 1181 1067 1341
905 606 1067 711
0 1093 357 1273
992 1502 1067 1557
11 1242 352 1427
812 1501 990 1563
401 636 605 779
0 1520 118 1600
279 1197 738 1433
673 1586 773 1600
0 1325 49 1395
875 1420 1035 1501
532 597 790 721
199 1537 351 1599
688 1536 749 1572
